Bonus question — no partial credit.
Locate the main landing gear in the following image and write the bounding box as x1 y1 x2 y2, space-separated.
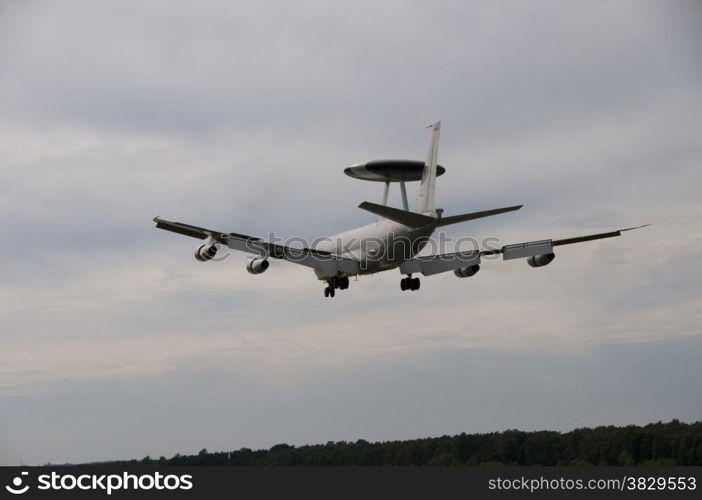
400 275 420 291
323 276 350 298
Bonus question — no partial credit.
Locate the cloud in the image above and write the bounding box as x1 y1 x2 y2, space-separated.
0 0 700 464
2 336 701 465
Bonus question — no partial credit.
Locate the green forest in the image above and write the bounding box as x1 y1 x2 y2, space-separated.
108 420 701 466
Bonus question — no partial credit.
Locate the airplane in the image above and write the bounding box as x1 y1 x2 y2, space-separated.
154 121 648 297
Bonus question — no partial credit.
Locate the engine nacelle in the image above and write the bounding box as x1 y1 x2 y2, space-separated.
454 264 480 278
246 258 270 275
527 253 555 268
195 243 218 262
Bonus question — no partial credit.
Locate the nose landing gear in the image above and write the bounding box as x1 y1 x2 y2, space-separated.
400 275 420 291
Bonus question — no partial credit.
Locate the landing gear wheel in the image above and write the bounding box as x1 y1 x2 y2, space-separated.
324 287 330 297
401 276 420 291
329 287 335 297
342 277 349 289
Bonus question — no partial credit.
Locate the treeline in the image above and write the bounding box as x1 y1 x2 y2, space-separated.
107 420 702 466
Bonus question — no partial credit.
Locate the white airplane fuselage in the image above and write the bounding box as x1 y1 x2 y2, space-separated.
316 218 437 278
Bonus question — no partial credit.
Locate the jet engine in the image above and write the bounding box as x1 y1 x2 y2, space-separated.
527 253 555 268
454 264 480 278
246 258 270 275
195 243 218 262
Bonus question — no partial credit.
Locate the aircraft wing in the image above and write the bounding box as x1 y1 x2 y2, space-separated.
399 250 481 276
399 225 649 276
153 217 253 243
480 225 650 259
153 217 360 275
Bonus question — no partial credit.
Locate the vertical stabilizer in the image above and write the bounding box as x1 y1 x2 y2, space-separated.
415 121 441 214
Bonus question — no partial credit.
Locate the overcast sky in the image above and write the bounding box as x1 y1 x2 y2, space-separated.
1 0 701 465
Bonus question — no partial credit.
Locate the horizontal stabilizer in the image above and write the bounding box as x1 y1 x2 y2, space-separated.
435 205 523 227
358 201 436 228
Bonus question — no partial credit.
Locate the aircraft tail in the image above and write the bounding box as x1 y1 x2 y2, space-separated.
415 121 441 214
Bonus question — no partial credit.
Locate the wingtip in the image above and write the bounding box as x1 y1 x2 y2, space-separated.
621 223 651 232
